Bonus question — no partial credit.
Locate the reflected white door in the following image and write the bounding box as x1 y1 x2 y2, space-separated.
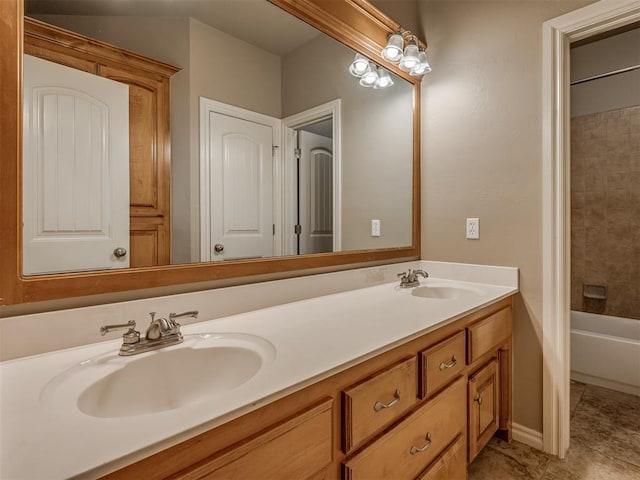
207 112 274 261
298 130 333 255
22 54 129 275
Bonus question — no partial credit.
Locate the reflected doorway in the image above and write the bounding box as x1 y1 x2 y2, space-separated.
295 121 333 254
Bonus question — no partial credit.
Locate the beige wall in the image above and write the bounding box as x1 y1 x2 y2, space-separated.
571 28 640 117
186 19 281 262
282 35 414 250
416 0 594 433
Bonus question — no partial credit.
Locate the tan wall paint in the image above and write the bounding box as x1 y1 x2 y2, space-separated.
282 35 414 250
417 0 595 433
186 19 281 262
571 28 640 117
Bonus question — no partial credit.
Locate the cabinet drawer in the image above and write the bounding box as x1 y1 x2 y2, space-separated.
342 356 417 452
415 434 466 480
342 376 465 480
175 399 333 480
466 307 512 363
419 331 466 398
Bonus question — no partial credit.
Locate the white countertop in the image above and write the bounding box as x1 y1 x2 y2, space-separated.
0 266 517 479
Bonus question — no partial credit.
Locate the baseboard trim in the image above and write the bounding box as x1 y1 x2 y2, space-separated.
512 423 543 451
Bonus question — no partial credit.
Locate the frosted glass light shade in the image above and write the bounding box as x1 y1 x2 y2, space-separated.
399 41 420 72
349 53 370 77
359 62 379 87
410 50 432 76
381 33 403 64
374 68 394 89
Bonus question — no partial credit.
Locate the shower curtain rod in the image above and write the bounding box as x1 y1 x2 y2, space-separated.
570 64 640 86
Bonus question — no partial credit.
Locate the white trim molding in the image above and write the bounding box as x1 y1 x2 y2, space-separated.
542 0 640 458
512 423 544 452
282 99 342 255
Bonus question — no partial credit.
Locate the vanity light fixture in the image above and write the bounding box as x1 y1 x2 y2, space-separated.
381 31 432 77
381 31 404 64
398 38 420 72
374 68 394 89
410 49 432 76
349 53 370 76
359 61 379 87
349 55 394 89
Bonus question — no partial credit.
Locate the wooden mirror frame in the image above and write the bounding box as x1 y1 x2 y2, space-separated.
0 0 423 305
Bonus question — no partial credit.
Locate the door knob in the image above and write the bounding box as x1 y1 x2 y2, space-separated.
214 243 224 254
113 247 127 258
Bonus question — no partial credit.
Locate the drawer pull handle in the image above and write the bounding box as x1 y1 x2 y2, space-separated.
373 389 401 412
410 433 432 455
439 356 457 371
474 395 483 405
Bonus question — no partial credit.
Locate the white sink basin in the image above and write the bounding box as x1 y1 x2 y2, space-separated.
411 282 485 300
40 333 276 418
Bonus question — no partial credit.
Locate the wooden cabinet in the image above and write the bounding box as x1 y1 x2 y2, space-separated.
101 297 513 480
342 356 417 452
174 399 333 480
24 18 179 267
342 376 465 480
419 331 466 398
415 434 467 480
468 359 500 462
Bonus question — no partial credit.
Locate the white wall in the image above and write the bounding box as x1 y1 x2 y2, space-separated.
416 0 595 434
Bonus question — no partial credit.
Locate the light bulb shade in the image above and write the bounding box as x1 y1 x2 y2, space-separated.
359 62 379 87
381 33 403 64
374 68 394 89
410 50 432 76
349 53 370 77
399 41 420 72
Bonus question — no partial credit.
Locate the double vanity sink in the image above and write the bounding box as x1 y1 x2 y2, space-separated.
0 264 518 479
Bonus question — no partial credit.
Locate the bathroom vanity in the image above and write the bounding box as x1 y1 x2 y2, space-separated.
0 262 517 479
102 296 512 480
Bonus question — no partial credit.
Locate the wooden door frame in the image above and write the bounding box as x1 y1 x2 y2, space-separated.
282 99 342 256
541 0 640 458
198 97 282 262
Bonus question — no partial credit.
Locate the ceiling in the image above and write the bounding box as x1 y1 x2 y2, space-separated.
24 0 321 56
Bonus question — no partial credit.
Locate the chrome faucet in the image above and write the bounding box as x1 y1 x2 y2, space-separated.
100 310 198 356
397 269 429 288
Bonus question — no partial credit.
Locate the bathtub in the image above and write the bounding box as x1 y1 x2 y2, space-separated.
571 310 640 396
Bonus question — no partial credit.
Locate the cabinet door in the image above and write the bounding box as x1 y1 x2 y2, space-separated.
468 359 499 461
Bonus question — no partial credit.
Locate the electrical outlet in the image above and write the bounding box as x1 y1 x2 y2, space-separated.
371 219 381 237
466 218 479 239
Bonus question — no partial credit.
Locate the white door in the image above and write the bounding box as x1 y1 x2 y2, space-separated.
298 130 333 255
206 112 274 261
22 54 130 275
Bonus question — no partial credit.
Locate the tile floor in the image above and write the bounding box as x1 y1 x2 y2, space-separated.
468 381 640 479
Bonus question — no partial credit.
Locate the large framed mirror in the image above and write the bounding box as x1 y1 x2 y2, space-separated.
0 0 424 305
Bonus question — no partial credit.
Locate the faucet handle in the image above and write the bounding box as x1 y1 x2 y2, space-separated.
100 320 140 344
169 310 199 322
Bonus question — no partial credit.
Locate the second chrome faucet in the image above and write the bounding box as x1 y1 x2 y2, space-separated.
100 310 199 356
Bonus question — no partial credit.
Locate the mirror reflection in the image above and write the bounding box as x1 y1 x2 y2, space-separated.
23 0 414 275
